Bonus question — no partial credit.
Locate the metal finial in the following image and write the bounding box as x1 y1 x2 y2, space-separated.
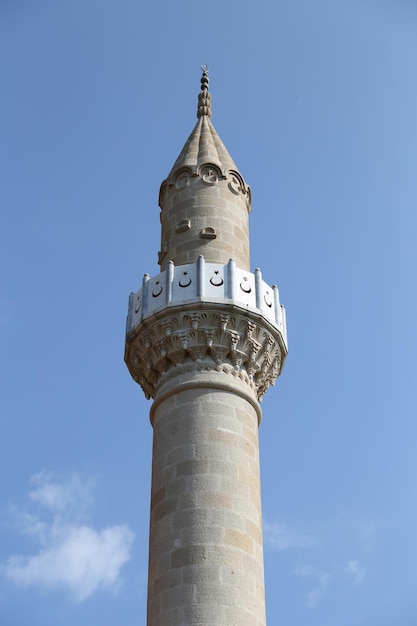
197 64 212 119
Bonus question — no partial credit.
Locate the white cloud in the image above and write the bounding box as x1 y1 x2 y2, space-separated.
346 560 365 584
2 472 134 603
9 508 48 542
292 558 365 609
293 565 314 577
307 573 330 607
5 524 133 602
263 521 316 550
293 565 330 608
29 470 92 519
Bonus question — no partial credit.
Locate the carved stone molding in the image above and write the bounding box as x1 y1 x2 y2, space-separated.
159 166 251 212
125 305 286 402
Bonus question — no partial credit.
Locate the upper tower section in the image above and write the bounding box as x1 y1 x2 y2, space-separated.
158 68 252 271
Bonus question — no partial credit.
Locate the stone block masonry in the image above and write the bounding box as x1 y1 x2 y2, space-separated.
124 68 287 625
147 379 266 626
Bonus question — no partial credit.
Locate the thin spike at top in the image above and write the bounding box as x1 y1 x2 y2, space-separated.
197 65 212 119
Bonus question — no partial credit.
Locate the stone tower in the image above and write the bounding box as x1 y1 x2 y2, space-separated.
125 69 288 626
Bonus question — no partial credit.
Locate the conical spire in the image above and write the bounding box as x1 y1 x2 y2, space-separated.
158 68 251 272
166 68 239 179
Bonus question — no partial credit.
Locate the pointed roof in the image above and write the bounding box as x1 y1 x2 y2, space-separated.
167 67 239 179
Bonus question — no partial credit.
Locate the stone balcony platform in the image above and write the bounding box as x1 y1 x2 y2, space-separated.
126 256 287 349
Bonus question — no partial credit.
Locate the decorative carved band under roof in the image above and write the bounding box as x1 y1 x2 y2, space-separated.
159 164 251 214
125 304 287 403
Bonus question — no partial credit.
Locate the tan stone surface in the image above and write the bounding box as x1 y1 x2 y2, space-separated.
125 72 287 625
146 381 266 625
159 173 251 271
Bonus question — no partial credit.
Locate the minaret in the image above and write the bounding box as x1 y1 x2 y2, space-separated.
125 69 288 626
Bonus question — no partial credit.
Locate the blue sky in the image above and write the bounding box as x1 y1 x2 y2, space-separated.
1 0 417 624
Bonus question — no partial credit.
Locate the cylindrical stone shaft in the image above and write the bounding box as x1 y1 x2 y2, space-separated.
159 175 250 272
147 374 266 626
